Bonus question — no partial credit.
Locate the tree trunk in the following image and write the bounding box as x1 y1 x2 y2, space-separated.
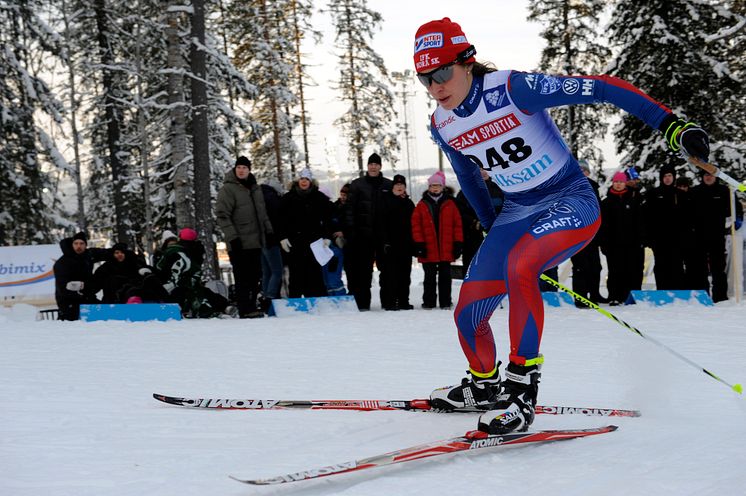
291 0 310 170
61 0 87 232
94 0 129 244
344 2 363 174
260 0 284 182
190 0 218 280
167 0 193 229
562 0 576 157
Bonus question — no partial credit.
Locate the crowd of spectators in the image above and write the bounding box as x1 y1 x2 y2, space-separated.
52 154 744 320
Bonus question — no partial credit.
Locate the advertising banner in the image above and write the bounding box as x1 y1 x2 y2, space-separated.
0 244 58 303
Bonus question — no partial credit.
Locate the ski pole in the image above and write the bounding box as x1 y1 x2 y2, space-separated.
539 274 743 395
687 156 746 193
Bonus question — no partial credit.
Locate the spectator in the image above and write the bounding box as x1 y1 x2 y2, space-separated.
624 166 645 291
644 164 688 289
690 171 742 302
92 242 147 303
215 156 274 319
278 168 340 298
322 183 351 297
379 174 416 310
599 171 644 305
53 232 110 320
156 228 227 318
455 168 504 273
412 171 463 309
674 176 700 288
153 230 178 267
343 153 394 310
570 161 606 305
260 177 285 309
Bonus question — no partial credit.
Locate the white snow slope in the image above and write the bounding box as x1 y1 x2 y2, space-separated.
2 292 746 495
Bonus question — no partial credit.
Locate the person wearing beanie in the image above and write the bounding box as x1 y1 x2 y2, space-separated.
91 242 146 303
644 163 690 290
415 16 711 435
153 226 227 318
412 170 463 310
599 170 644 307
277 167 341 298
216 156 274 318
379 172 415 310
343 151 394 310
689 171 743 302
52 232 111 320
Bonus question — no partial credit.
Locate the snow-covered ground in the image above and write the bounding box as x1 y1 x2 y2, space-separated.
2 272 745 496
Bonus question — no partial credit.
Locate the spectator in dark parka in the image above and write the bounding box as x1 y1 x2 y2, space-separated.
343 153 394 310
92 242 148 303
53 232 110 320
644 163 689 290
278 168 340 298
379 174 416 310
599 172 645 305
689 171 743 302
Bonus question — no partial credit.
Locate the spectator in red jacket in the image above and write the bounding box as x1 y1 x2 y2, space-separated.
412 171 463 309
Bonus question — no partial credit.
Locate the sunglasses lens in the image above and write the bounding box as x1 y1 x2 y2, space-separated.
417 73 432 87
432 64 454 84
417 63 455 87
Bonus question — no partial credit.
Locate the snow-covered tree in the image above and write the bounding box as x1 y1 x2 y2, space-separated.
0 0 70 245
607 0 743 180
528 0 611 175
327 0 400 174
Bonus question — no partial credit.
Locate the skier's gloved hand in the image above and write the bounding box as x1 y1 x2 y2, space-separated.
230 238 242 252
280 239 292 252
414 242 427 258
138 267 152 276
661 114 710 162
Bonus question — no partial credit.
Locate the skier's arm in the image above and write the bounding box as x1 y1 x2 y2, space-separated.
507 72 709 160
430 115 497 230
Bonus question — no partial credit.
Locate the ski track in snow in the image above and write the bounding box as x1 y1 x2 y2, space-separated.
2 285 746 495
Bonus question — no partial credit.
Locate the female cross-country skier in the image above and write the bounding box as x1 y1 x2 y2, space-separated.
415 18 710 434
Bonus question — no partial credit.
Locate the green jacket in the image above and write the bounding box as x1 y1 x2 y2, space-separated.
215 171 273 250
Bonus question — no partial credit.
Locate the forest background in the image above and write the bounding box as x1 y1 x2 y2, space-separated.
1 0 744 277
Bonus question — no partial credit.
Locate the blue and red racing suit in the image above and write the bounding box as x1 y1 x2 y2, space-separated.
430 70 672 375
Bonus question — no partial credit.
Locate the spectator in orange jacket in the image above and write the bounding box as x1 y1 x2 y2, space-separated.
412 171 463 309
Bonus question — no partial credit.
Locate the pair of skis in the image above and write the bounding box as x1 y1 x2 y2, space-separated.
154 393 635 485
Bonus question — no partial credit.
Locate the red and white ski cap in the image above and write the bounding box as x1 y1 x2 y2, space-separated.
413 18 475 73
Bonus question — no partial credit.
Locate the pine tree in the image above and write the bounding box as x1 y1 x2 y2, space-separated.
228 0 297 183
327 0 400 174
0 0 69 245
607 0 743 179
527 0 611 174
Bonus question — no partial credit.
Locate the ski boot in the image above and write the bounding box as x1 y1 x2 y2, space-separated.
430 364 501 411
477 361 541 434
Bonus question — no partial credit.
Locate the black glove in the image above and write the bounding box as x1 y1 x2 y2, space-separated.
453 241 463 259
230 238 242 252
265 232 277 247
414 242 427 258
661 115 709 162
